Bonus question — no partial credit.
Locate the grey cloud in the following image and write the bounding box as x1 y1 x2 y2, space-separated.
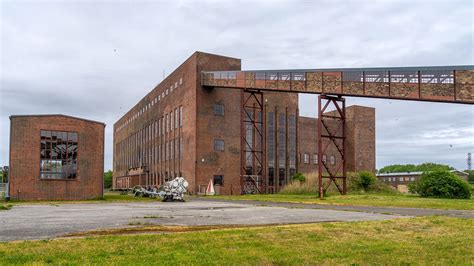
1 0 473 170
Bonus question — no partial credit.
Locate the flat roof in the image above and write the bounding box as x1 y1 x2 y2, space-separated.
240 65 474 73
9 114 106 126
377 170 467 176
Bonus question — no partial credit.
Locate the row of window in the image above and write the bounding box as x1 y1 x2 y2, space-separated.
40 130 78 180
115 106 184 173
302 153 335 165
211 70 455 84
342 70 454 84
382 176 416 182
116 77 184 132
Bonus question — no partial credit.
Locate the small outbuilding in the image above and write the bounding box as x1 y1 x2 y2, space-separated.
8 114 105 200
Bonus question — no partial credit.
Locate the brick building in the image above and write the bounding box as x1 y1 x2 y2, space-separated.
377 170 469 193
113 52 375 195
9 115 105 200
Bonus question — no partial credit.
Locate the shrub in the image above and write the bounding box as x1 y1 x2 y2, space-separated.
358 171 377 191
291 172 306 183
103 170 113 189
280 173 318 195
348 172 397 194
280 172 396 195
409 171 471 199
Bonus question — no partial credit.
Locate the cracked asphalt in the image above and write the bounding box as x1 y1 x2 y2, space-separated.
0 199 408 241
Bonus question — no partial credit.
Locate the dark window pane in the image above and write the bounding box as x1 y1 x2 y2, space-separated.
214 175 223 186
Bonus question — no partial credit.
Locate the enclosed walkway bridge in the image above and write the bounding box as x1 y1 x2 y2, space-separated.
202 66 473 197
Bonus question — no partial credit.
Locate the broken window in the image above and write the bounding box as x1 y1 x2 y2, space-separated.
40 130 77 179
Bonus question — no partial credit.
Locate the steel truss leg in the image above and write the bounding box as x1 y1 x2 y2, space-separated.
318 94 346 199
241 90 266 194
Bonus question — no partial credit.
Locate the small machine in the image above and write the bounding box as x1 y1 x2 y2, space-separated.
132 176 189 202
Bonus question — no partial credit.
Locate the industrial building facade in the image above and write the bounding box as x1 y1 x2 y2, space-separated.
113 52 375 195
9 115 105 200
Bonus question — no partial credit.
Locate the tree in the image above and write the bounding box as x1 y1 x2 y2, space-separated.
409 170 471 199
103 170 113 189
465 170 474 184
379 163 453 173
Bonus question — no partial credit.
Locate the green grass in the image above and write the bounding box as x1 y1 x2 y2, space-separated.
0 204 12 211
212 193 474 210
0 216 472 264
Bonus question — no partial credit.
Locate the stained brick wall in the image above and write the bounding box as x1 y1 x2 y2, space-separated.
113 51 377 195
297 105 376 177
9 115 105 200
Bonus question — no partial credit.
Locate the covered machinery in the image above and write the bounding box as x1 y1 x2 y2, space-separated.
132 177 189 202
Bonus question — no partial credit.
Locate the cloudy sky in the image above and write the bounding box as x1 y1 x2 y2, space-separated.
1 0 473 171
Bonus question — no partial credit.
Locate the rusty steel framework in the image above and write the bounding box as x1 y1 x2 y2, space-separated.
201 65 473 196
241 90 266 194
318 95 346 198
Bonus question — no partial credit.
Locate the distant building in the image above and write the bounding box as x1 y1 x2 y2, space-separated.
113 52 376 195
9 115 105 200
377 170 469 193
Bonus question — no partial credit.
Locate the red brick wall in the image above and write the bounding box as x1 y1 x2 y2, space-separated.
9 115 105 200
195 52 242 195
113 52 199 191
112 52 377 195
297 105 376 177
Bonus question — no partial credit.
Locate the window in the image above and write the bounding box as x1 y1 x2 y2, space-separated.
330 155 335 165
166 89 169 95
40 130 78 179
410 177 415 181
170 111 174 131
399 177 404 182
303 154 310 164
179 77 183 85
322 155 327 163
313 154 318 164
213 104 225 116
175 108 178 129
214 175 223 186
179 106 183 127
174 82 178 88
214 139 224 151
169 140 174 160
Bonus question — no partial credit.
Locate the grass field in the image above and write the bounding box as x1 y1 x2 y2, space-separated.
212 193 474 210
0 216 472 264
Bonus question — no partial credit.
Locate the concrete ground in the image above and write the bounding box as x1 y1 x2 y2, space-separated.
199 198 474 218
0 199 406 242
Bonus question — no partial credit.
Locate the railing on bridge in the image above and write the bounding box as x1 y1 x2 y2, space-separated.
202 66 474 104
